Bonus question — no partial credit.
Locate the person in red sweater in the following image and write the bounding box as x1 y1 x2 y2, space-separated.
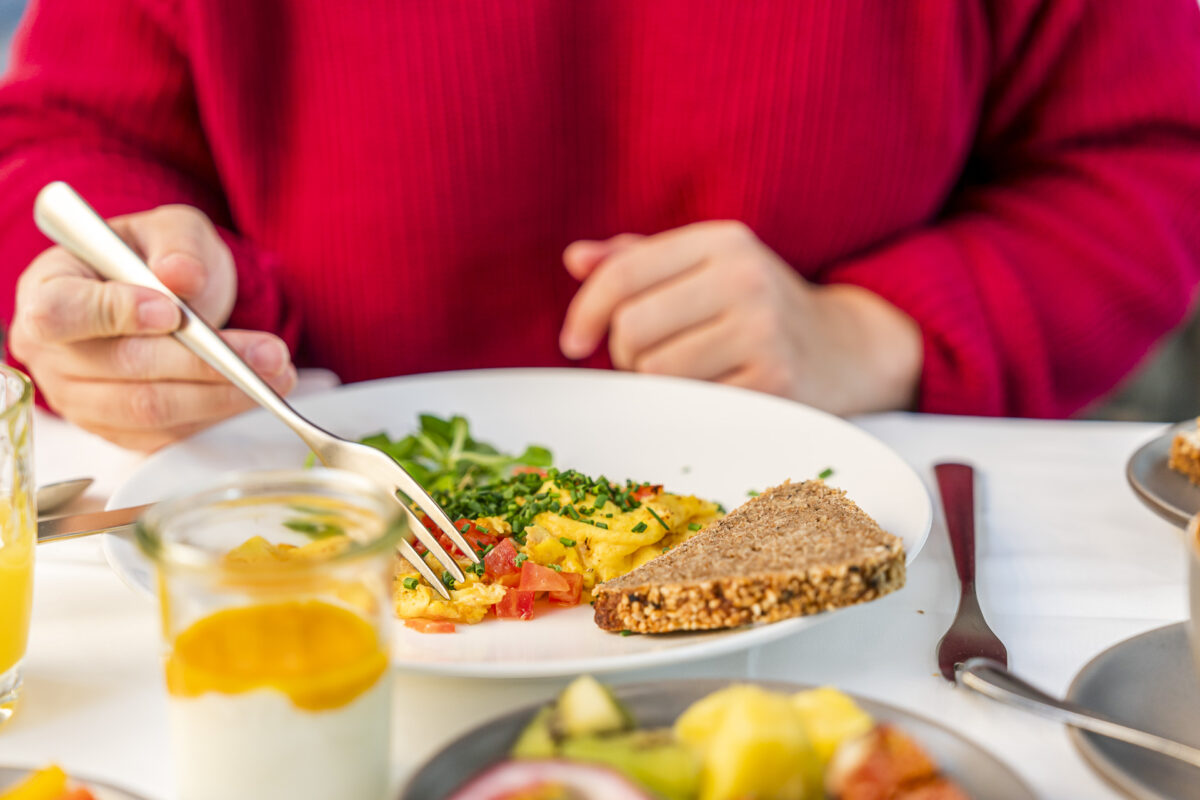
1 1 1199 451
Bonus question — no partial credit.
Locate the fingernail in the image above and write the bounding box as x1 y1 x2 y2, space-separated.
247 339 286 374
137 298 178 330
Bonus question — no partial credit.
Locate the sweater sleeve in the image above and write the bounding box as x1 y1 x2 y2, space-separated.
0 0 297 346
822 0 1200 418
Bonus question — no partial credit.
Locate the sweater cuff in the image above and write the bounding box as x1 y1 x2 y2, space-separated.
216 228 301 356
822 229 1011 417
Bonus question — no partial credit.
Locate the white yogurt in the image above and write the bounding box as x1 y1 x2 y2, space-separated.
168 674 391 800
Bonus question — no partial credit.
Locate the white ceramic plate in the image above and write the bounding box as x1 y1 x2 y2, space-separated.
103 369 931 678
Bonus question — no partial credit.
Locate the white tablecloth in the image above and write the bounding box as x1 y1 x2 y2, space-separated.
1 397 1188 800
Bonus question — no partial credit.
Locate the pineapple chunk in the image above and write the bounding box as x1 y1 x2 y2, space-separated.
675 685 821 800
0 766 68 800
791 687 874 765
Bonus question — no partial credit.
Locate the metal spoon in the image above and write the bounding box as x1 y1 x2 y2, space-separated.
36 477 94 515
959 658 1200 770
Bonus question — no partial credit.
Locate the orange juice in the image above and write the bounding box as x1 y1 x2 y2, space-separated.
0 493 34 723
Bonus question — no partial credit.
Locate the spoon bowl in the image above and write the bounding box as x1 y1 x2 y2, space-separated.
36 477 94 515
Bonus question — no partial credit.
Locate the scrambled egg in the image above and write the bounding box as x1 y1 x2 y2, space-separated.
393 473 722 624
394 574 506 624
527 489 721 586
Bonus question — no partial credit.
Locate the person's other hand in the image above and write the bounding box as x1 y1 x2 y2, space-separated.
559 221 922 415
8 204 296 451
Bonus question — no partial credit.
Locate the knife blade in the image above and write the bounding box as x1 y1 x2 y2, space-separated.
37 503 152 544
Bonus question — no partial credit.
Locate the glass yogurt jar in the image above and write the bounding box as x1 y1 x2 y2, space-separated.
137 469 405 800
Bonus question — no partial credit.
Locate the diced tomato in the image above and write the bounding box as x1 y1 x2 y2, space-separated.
631 484 663 502
547 571 583 606
484 537 520 580
404 618 457 634
413 517 499 559
493 587 536 620
518 561 570 593
495 572 523 588
512 466 549 477
59 791 99 800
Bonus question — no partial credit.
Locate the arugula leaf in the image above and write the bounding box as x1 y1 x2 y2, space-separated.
349 414 554 497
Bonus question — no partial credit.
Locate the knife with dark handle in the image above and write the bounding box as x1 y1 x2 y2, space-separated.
37 504 150 544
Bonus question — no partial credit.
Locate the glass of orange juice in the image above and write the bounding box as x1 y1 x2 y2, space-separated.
0 365 34 729
136 468 405 800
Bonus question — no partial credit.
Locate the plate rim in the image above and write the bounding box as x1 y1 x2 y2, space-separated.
400 677 1037 799
1065 621 1193 800
1126 421 1193 529
101 368 934 678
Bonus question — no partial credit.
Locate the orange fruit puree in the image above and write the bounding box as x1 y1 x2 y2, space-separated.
166 600 386 711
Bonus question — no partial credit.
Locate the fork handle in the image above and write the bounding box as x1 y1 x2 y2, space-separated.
33 182 327 452
935 462 977 592
959 658 1200 769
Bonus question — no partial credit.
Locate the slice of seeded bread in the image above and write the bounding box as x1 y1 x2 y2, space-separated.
592 480 905 634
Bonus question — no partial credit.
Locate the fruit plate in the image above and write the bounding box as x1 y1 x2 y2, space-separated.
1127 421 1196 529
0 767 152 800
399 679 1035 799
102 368 932 678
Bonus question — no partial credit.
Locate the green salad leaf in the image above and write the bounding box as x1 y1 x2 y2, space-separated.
352 414 553 495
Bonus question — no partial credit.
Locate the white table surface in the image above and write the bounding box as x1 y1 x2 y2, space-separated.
1 390 1188 800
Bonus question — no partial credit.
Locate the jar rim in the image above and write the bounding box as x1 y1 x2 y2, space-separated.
0 365 32 422
135 468 408 572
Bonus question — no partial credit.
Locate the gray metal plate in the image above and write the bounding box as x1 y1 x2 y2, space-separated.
1067 623 1200 799
1127 422 1198 529
402 679 1035 799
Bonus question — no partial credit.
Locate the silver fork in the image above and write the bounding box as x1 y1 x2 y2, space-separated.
33 181 476 600
934 462 1007 680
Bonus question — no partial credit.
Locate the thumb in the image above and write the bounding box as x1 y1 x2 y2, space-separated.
114 205 237 328
563 233 643 281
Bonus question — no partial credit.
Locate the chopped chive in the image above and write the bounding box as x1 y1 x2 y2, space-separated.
515 553 528 567
647 507 669 531
688 523 703 531
402 577 419 590
559 537 576 547
631 521 648 533
747 489 760 497
620 630 632 636
480 543 495 556
818 467 835 480
548 564 562 572
441 571 456 590
594 522 608 530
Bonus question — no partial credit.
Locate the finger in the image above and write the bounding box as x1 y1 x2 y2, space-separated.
112 205 235 326
18 274 181 345
562 234 643 281
560 221 750 358
53 366 298 432
52 330 292 382
628 313 750 381
606 262 730 369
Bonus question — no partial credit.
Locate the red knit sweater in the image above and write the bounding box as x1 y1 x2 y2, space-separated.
1 0 1199 417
